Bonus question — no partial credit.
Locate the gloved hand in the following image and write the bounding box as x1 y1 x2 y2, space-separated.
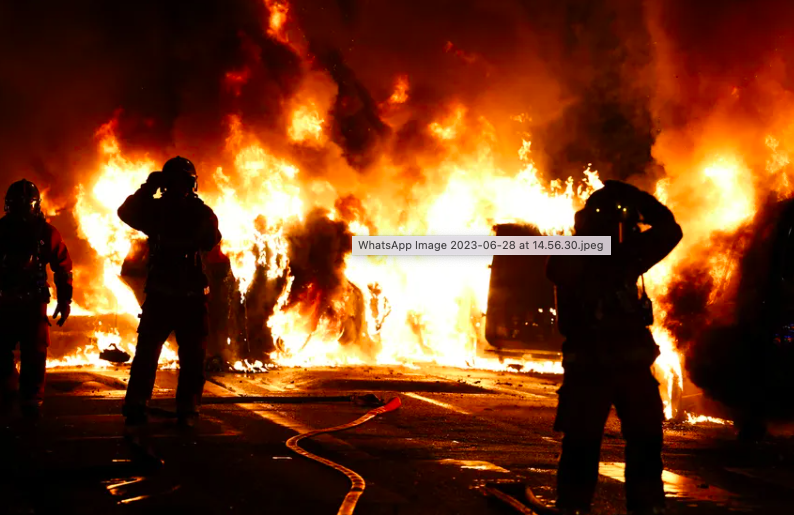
143 171 165 195
602 180 672 224
634 189 674 225
53 303 71 327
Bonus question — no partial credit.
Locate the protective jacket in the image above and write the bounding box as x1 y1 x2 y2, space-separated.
118 188 221 297
547 186 682 365
0 215 73 304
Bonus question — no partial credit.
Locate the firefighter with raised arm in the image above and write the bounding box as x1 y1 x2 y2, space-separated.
118 157 221 428
546 180 683 515
0 180 72 420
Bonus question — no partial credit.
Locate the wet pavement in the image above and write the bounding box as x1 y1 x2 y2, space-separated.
2 365 794 514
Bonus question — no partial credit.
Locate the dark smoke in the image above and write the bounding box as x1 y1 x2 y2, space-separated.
334 194 376 235
2 0 668 207
649 0 794 129
0 0 302 307
646 0 794 422
526 0 657 180
280 208 373 355
680 199 794 422
309 45 390 171
292 0 648 180
661 228 755 345
284 208 353 312
661 265 715 346
0 0 302 190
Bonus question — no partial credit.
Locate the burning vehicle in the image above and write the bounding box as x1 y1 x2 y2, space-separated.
684 196 794 436
485 223 562 360
14 0 794 511
16 0 794 433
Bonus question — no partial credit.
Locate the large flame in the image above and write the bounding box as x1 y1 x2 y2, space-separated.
73 119 152 317
54 109 599 375
46 328 178 370
46 120 180 369
44 0 786 429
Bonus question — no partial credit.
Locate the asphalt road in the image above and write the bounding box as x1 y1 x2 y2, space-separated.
2 365 793 515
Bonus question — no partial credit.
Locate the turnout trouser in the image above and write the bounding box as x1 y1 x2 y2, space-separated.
124 293 209 415
554 362 665 513
0 301 50 409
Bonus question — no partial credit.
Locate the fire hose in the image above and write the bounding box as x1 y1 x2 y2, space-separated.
285 396 402 515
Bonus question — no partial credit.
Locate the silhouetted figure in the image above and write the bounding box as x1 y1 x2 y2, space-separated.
547 180 682 515
120 239 236 371
118 157 221 427
0 180 72 420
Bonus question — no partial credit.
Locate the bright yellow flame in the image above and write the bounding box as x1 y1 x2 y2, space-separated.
73 121 152 316
429 106 467 140
288 103 324 143
60 91 758 431
47 329 178 369
686 413 731 425
269 130 600 371
652 327 683 419
213 119 303 295
60 82 607 378
701 156 755 230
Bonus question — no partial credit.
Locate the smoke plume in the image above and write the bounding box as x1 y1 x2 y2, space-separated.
285 208 353 311
644 0 794 422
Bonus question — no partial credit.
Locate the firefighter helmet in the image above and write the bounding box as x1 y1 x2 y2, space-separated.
4 179 42 218
576 181 641 237
162 156 198 194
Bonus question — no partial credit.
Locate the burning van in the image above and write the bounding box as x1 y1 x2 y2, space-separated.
485 223 563 359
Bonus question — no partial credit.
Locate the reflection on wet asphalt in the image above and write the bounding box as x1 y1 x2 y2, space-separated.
439 459 511 473
599 462 751 510
6 367 794 514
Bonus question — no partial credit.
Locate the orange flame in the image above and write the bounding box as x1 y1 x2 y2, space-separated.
388 75 410 105
53 49 781 430
264 0 290 44
47 329 178 369
288 103 325 144
429 105 467 141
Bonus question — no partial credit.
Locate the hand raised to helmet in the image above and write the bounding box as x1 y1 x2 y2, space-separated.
603 180 671 224
143 171 165 194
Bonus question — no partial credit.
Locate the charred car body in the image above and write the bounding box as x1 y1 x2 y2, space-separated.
485 223 563 360
687 196 794 438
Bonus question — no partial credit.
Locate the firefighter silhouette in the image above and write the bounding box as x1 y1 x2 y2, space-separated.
546 180 682 515
118 157 221 427
0 179 72 420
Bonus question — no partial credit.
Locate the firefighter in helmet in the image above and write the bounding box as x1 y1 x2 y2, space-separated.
546 180 682 515
0 180 72 420
118 157 221 427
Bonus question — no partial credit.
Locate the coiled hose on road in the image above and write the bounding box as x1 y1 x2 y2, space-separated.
286 396 402 515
